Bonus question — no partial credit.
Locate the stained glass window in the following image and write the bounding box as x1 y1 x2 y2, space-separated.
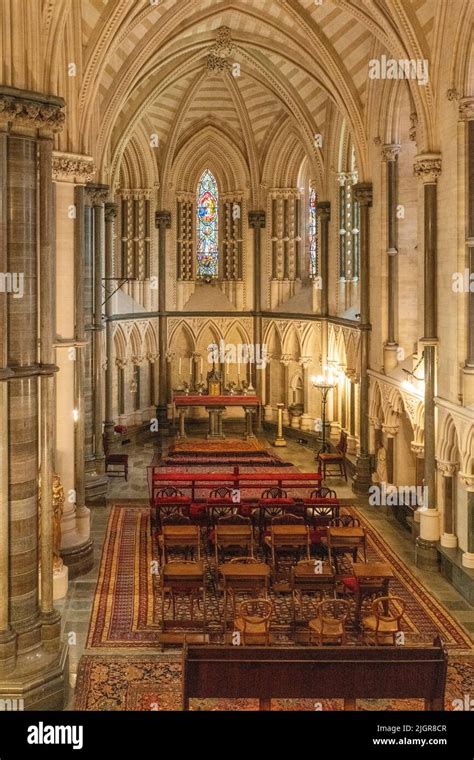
197 169 218 278
308 186 317 278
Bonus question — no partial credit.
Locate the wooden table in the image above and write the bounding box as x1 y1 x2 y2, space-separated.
218 562 270 628
161 561 206 630
291 560 336 624
160 525 201 563
327 526 367 568
352 562 395 619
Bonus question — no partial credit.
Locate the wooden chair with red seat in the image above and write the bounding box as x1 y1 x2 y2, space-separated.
103 434 128 481
233 598 273 646
316 431 348 481
258 487 294 544
327 515 366 574
152 486 191 530
308 598 350 645
362 596 406 645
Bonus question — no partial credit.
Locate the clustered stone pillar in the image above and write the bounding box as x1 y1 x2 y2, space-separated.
155 211 171 427
352 183 373 493
317 202 330 318
461 98 474 404
382 144 401 372
0 86 67 707
248 211 265 393
104 202 118 439
414 154 442 567
438 462 458 549
299 356 313 431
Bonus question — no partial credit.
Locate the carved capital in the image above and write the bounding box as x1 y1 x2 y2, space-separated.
248 210 266 228
381 144 401 162
299 356 313 369
353 182 373 207
459 97 474 122
317 201 331 222
436 459 457 476
410 442 424 457
155 210 172 229
86 183 109 206
382 424 399 437
165 350 176 362
0 86 65 133
280 354 292 367
206 26 235 75
413 154 442 184
459 472 474 491
131 354 144 366
146 352 159 364
104 202 119 222
52 152 95 183
115 358 127 369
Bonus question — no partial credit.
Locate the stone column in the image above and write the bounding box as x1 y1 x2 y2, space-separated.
155 211 171 426
413 155 442 566
52 157 93 579
91 186 108 468
38 131 60 636
382 145 401 372
317 202 330 317
352 183 373 493
280 355 291 426
299 356 313 431
0 114 15 675
0 86 67 707
191 352 201 390
460 99 474 403
460 474 474 567
437 461 458 549
249 211 265 393
104 202 118 438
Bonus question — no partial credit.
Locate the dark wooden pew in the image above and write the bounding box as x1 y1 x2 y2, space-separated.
182 639 447 711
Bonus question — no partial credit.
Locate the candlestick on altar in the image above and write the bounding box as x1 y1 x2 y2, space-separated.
178 357 182 376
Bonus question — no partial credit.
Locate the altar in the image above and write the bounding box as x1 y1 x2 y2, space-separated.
173 394 262 439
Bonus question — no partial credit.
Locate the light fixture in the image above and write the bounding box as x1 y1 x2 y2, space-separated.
72 409 79 422
311 372 338 453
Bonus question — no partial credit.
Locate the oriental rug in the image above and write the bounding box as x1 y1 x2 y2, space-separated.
85 506 473 651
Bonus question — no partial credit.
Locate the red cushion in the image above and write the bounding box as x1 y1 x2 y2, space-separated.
153 496 190 506
305 498 339 505
258 498 295 507
341 576 359 592
310 527 327 544
189 503 206 517
238 505 253 517
208 496 233 504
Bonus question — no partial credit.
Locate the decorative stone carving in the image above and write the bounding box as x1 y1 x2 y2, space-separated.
207 26 235 74
336 171 358 186
372 445 388 484
0 86 65 132
165 350 176 363
459 97 474 122
118 188 152 200
146 352 159 364
104 202 119 222
248 210 266 228
413 154 442 184
317 201 331 221
409 111 418 141
353 183 373 207
131 354 144 366
459 472 474 491
86 183 109 205
280 354 292 366
436 460 458 477
381 144 401 162
115 358 128 369
52 152 96 183
52 474 65 575
411 442 424 456
446 89 459 101
298 356 313 369
155 210 172 229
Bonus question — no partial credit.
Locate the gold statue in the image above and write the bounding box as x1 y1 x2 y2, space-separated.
52 473 65 574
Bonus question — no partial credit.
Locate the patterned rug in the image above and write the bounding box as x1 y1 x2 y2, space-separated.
74 654 474 711
171 439 267 453
86 506 473 651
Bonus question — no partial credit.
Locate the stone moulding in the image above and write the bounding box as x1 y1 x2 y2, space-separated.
0 86 65 132
52 152 96 183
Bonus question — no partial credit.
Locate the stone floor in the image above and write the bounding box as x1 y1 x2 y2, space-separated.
57 427 474 710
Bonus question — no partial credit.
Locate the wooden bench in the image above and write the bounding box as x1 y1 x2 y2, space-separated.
182 639 447 711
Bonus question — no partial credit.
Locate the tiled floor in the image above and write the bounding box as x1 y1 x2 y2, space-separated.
59 428 474 709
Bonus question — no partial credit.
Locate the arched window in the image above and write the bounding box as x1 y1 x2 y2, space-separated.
196 169 219 278
308 186 317 278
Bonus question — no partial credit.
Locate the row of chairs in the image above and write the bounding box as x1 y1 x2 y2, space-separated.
235 595 406 647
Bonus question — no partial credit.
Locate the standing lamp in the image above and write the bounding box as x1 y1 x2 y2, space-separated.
311 373 337 453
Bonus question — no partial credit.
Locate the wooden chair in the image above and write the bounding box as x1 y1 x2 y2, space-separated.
214 514 253 564
308 598 350 645
103 434 128 481
327 518 367 569
258 488 294 543
363 596 406 645
233 598 273 646
265 515 309 579
317 431 348 481
152 486 191 530
309 487 338 500
160 560 206 624
160 522 201 563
